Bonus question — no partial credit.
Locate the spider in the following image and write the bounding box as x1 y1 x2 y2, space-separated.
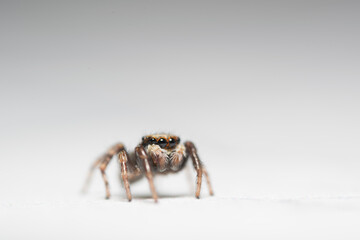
84 134 214 202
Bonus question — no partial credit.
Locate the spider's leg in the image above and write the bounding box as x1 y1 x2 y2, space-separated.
82 157 102 193
86 143 125 199
202 167 214 196
135 145 158 203
184 141 214 198
118 150 133 201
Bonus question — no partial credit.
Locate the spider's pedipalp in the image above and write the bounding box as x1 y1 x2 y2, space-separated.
169 144 186 171
146 144 168 172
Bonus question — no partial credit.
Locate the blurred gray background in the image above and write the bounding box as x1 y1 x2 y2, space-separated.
1 1 360 239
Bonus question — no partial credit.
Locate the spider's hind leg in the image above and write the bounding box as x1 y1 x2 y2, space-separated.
82 157 102 194
84 143 125 199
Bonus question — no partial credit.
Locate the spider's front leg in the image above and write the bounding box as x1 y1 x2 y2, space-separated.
135 145 158 202
184 141 214 198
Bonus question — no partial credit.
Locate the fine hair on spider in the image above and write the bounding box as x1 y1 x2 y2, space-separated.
83 133 214 202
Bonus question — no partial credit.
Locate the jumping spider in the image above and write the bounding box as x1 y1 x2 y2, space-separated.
84 134 214 202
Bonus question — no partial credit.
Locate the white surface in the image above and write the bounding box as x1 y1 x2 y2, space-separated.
1 1 360 239
1 157 360 239
2 196 360 240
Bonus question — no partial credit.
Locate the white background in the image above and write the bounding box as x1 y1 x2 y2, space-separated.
1 1 360 239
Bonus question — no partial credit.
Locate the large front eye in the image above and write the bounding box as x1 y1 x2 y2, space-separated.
169 138 176 148
158 138 167 148
149 138 156 144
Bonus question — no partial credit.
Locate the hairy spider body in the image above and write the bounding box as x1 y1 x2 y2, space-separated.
84 134 213 202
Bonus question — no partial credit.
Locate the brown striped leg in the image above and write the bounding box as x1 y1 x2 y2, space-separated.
95 143 125 199
135 146 158 203
100 168 111 199
185 141 213 198
118 150 132 201
82 157 102 193
202 167 214 196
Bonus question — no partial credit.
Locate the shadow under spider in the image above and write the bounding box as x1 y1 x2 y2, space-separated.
126 193 192 200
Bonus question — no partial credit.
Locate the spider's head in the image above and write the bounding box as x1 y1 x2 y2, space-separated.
141 134 181 150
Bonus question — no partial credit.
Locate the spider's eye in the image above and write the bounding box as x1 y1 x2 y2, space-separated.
177 137 181 143
142 136 145 141
158 138 167 148
149 138 156 144
169 138 176 148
